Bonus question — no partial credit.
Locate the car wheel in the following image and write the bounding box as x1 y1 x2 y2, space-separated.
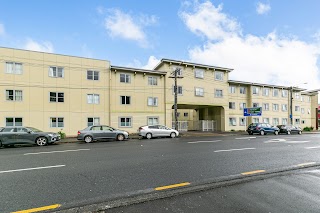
287 131 291 135
117 134 125 141
36 137 48 146
146 133 152 139
298 131 302 135
84 135 93 143
170 132 176 138
248 131 253 135
0 141 2 148
274 131 279 135
260 130 265 136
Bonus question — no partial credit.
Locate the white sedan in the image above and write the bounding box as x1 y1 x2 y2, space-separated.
138 125 179 139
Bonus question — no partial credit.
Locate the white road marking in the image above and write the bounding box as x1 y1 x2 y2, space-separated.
0 165 65 174
24 149 90 155
264 138 309 144
188 140 221 144
214 148 256 153
284 141 310 144
235 137 256 140
305 146 320 149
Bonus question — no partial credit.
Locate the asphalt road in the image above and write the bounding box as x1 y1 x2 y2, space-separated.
1 133 320 212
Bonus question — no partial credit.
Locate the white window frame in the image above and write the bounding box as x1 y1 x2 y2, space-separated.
229 102 236 109
215 71 224 81
119 117 132 127
172 66 183 77
87 70 99 81
252 86 259 95
295 92 300 99
229 86 236 94
184 112 189 117
282 118 288 125
240 87 246 94
195 87 204 97
173 85 183 95
273 104 279 111
263 103 269 111
262 88 269 96
6 62 23 74
253 117 260 123
148 76 158 86
273 89 279 97
87 117 100 126
273 118 279 126
229 117 236 126
253 103 259 107
263 118 269 124
87 94 100 104
49 66 64 78
301 108 305 114
49 92 64 103
6 90 23 101
215 89 223 98
282 90 288 97
239 103 246 110
147 117 159 125
194 69 204 79
120 73 131 83
50 117 64 128
239 118 246 126
120 96 131 105
295 118 300 125
147 97 158 106
282 104 287 111
5 117 23 126
295 106 300 112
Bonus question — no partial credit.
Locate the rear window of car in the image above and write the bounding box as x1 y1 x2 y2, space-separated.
2 127 15 132
148 125 159 129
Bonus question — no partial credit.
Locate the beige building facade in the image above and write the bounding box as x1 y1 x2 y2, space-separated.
0 47 318 136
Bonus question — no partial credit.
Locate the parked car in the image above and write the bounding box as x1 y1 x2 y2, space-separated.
277 125 302 135
77 125 129 143
0 126 61 147
138 125 179 139
247 123 280 135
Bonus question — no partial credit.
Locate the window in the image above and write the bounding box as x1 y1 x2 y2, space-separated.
263 118 269 124
87 117 100 126
239 103 246 110
50 117 64 127
263 103 269 111
194 69 204 78
295 106 300 112
147 117 159 125
195 87 204 96
120 73 131 83
295 118 300 125
121 96 131 105
282 104 287 111
119 117 132 127
172 66 183 76
262 88 269 96
215 71 224 81
273 104 279 111
49 66 64 78
87 70 99 80
177 112 180 117
173 86 183 95
6 62 23 74
282 90 288 97
253 103 259 107
307 96 311 102
273 89 279 97
302 120 305 124
229 102 236 109
252 87 259 95
148 77 158 85
301 108 305 114
87 94 100 104
239 118 246 126
5 117 22 126
240 87 246 94
50 92 64 102
229 86 236 93
6 90 22 101
253 118 259 123
147 97 158 106
229 117 236 126
282 118 288 125
301 96 304 102
273 118 279 126
215 89 223 97
295 93 300 99
184 113 188 117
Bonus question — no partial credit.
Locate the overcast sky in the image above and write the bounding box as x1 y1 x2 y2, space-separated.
1 0 320 91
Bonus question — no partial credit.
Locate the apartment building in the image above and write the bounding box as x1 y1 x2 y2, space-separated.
0 47 318 135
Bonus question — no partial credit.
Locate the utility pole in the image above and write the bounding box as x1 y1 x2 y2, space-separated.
290 86 293 125
169 68 183 130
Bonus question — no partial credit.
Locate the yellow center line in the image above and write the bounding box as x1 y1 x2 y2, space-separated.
297 162 316 167
155 182 190 191
241 170 266 175
11 204 61 213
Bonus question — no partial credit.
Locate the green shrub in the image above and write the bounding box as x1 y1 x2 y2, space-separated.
58 130 66 139
303 127 311 131
311 126 314 130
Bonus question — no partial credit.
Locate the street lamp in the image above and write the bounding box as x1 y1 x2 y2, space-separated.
290 83 307 125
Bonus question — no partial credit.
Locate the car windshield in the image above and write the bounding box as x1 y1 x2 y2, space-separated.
26 127 42 132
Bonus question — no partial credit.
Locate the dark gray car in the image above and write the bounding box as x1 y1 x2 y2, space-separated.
77 125 129 143
0 126 61 147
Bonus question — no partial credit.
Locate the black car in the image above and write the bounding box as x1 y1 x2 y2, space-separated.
277 125 302 135
247 123 280 135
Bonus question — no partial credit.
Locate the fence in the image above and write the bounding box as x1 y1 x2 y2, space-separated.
172 120 216 131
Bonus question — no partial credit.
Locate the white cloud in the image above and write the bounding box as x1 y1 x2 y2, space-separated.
180 1 320 90
104 9 157 47
24 39 54 53
0 22 5 36
127 56 160 70
256 2 271 15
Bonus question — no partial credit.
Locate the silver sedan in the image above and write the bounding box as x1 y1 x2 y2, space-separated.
138 125 179 139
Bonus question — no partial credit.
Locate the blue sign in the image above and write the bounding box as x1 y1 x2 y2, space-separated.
244 107 262 116
290 114 292 119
